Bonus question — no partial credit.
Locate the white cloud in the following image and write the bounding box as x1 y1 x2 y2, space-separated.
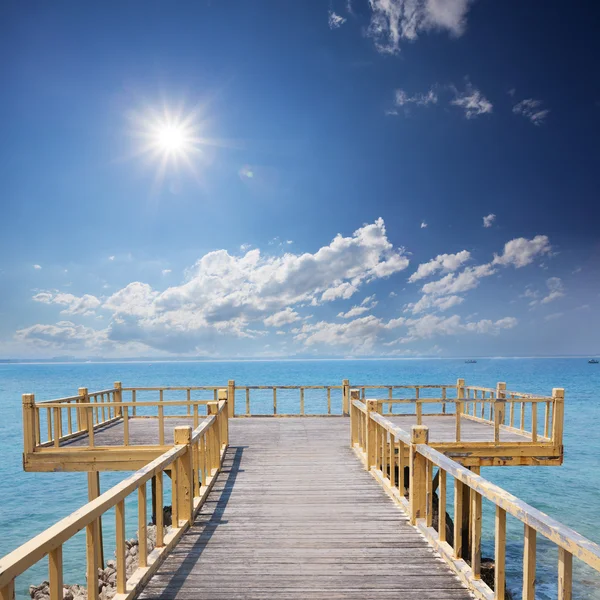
264 308 301 328
294 315 403 354
420 221 428 228
541 277 564 304
405 294 464 314
338 295 378 319
15 321 107 349
421 263 495 296
161 269 172 276
240 243 251 252
33 264 42 270
451 83 493 119
408 250 471 282
395 88 438 108
544 312 563 321
400 313 517 342
92 219 408 353
367 0 475 54
389 291 398 297
513 99 550 126
328 10 347 29
108 256 115 261
483 213 496 228
492 235 552 268
33 292 101 316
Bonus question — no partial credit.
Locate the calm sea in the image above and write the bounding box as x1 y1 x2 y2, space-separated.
1 359 599 599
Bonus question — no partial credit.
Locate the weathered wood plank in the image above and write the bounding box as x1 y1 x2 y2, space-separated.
139 418 470 600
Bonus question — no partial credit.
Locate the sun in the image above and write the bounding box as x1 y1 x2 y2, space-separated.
129 102 212 188
156 124 186 153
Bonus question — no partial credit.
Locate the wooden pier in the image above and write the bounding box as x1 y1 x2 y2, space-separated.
1 378 597 600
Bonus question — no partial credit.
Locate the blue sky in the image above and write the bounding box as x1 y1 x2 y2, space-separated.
1 0 599 359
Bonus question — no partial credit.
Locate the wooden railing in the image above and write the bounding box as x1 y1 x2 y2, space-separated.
3 398 229 600
233 383 345 416
23 383 228 450
350 393 597 600
358 379 563 447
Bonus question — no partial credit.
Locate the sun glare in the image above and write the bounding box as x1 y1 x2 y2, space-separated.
129 102 213 188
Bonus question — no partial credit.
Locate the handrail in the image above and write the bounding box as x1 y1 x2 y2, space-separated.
3 398 230 599
350 399 593 600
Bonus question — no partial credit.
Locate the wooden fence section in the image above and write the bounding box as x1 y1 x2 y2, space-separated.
2 399 229 600
350 392 598 600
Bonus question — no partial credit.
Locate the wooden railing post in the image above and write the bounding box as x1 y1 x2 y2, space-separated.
114 381 123 417
174 426 193 526
365 399 378 469
207 402 220 472
218 389 228 447
228 380 235 418
552 388 565 449
22 394 36 456
342 379 350 416
350 389 360 447
455 378 465 442
494 382 506 443
409 425 429 526
79 387 89 434
87 472 104 569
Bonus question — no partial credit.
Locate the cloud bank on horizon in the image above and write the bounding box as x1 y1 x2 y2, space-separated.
8 218 571 358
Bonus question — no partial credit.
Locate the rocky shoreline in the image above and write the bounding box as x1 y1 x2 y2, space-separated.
29 523 171 600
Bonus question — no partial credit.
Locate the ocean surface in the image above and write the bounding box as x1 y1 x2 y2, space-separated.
1 358 599 599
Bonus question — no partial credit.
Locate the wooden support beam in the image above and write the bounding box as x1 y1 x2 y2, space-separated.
85 521 99 600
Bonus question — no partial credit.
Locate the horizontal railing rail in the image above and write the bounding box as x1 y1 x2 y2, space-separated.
4 399 229 600
350 391 593 600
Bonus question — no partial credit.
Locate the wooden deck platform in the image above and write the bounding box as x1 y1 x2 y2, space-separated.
138 418 471 600
61 414 529 447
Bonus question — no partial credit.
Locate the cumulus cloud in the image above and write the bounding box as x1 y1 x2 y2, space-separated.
541 277 564 304
161 269 172 276
367 0 476 54
483 213 496 228
451 83 493 118
405 294 464 314
263 308 301 328
421 263 495 296
15 321 107 349
338 295 378 319
408 250 471 282
492 235 552 268
33 292 101 316
513 99 550 126
328 10 347 29
33 264 42 270
38 219 409 354
400 314 517 342
420 221 428 228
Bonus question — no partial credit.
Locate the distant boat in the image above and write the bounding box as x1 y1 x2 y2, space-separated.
465 359 477 364
589 359 599 364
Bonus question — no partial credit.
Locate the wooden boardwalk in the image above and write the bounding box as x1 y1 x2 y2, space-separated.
138 418 471 600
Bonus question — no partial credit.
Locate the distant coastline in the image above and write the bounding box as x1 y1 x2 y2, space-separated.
0 355 598 365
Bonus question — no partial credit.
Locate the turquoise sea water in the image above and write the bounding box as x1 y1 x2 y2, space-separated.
1 359 599 599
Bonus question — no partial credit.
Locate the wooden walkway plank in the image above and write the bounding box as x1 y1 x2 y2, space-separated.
138 418 472 600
